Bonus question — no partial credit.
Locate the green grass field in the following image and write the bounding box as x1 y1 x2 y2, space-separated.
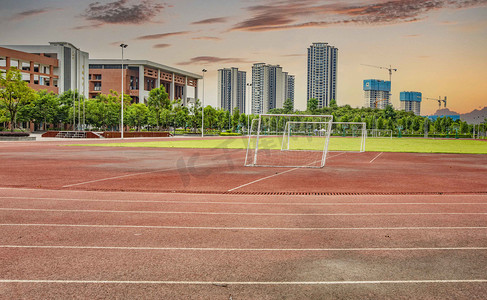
79 137 487 154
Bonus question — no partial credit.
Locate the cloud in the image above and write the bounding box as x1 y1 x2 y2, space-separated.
191 36 222 41
177 56 253 66
281 53 306 57
82 0 166 25
153 43 171 48
10 7 61 20
136 31 190 40
192 17 228 25
232 0 487 32
72 23 104 30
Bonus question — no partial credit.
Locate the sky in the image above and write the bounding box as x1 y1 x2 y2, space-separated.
1 0 486 115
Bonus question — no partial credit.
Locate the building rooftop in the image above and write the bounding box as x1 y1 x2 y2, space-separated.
89 59 202 79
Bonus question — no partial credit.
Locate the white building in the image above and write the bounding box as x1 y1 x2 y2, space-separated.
251 63 294 114
1 42 89 98
307 42 338 108
217 67 246 113
286 74 295 108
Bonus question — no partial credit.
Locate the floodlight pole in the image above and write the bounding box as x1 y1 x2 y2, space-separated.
246 83 252 135
201 69 207 137
120 43 127 139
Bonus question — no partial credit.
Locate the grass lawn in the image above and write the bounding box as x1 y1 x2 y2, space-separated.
78 137 487 154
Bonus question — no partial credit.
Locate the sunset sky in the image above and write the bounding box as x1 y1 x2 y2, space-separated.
1 0 486 115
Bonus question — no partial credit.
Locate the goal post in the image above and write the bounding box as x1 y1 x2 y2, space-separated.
245 114 333 168
330 122 367 152
367 129 392 139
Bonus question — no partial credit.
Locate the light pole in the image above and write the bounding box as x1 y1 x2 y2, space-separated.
201 69 207 137
246 83 252 135
120 43 127 139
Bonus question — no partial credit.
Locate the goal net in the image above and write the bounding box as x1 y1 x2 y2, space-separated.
329 122 367 152
245 114 333 168
367 129 392 139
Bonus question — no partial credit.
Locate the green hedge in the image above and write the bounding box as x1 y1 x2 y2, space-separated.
219 132 242 136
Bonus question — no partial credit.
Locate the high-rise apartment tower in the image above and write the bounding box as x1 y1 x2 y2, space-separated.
307 42 338 108
251 63 294 114
217 67 246 113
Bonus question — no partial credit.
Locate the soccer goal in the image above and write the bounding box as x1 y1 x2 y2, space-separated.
245 114 333 168
329 122 367 152
367 129 393 139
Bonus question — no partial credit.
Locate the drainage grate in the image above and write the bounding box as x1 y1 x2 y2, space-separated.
80 188 487 196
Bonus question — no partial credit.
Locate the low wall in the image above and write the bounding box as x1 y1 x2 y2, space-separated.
102 132 173 138
42 131 173 138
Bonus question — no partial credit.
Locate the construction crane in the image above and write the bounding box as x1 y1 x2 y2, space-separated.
425 96 447 109
374 99 388 108
361 64 398 82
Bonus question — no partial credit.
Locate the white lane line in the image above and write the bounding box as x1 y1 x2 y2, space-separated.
0 279 486 285
62 152 229 188
369 152 383 163
1 208 486 216
2 224 486 231
2 196 486 206
2 245 487 251
228 152 348 192
227 168 300 192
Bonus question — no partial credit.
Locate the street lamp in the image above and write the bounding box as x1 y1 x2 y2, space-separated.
201 69 207 137
120 43 127 139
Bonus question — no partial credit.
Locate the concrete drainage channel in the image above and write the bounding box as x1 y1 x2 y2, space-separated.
80 188 487 196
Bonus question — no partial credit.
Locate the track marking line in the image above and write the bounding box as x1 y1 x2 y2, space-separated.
1 208 485 216
2 245 487 251
2 196 486 206
61 152 232 188
0 279 485 285
2 224 486 231
369 152 383 163
228 152 348 192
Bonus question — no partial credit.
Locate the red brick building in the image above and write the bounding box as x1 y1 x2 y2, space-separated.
88 59 202 105
0 46 59 94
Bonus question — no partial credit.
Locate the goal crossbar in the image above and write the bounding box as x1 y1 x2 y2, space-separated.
245 114 333 168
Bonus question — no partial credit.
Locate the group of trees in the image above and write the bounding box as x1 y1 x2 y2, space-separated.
1 66 483 135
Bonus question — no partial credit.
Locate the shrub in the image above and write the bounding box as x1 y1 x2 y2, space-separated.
0 132 30 137
219 132 242 136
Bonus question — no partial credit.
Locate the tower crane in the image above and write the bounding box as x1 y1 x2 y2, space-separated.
362 64 398 107
361 64 398 82
374 99 388 108
425 96 447 109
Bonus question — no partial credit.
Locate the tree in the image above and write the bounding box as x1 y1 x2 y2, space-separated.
384 105 396 120
28 90 59 131
126 103 149 131
330 99 337 107
307 98 318 112
232 107 240 131
147 86 170 130
0 68 36 131
283 99 294 113
204 105 217 130
189 99 202 132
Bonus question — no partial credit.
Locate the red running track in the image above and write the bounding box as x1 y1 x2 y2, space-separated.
0 138 486 298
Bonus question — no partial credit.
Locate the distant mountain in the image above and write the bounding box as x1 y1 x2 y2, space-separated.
460 107 487 124
433 108 460 116
431 107 487 124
